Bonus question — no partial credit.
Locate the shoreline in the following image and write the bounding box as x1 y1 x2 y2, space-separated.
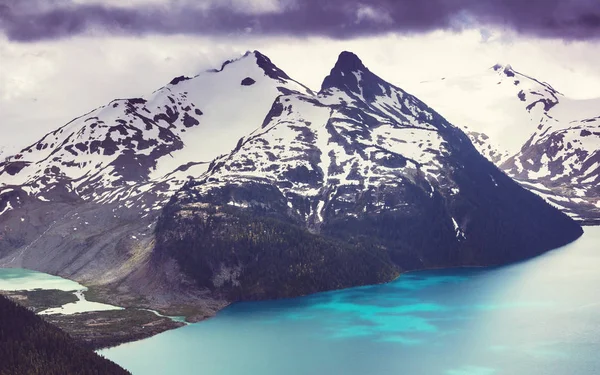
0 288 186 350
0 228 589 350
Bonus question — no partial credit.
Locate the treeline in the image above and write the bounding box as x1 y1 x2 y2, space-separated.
0 295 129 375
154 147 583 304
155 206 399 300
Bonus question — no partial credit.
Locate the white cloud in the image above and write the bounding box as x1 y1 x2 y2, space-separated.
0 35 241 148
356 5 393 24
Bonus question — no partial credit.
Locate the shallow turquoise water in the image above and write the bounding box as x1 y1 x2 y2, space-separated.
0 268 122 314
101 227 600 375
0 268 83 291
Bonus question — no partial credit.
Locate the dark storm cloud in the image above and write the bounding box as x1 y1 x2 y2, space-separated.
1 0 599 42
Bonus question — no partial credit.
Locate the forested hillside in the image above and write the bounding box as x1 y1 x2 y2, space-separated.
0 295 129 375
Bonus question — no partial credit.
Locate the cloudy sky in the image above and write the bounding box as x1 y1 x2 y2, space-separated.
1 0 599 149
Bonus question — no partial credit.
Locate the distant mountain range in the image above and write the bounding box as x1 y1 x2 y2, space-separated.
412 64 600 223
0 51 584 313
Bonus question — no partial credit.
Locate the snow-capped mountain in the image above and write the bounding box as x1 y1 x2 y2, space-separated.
0 51 583 311
155 53 582 300
0 51 310 304
412 64 600 222
0 51 310 217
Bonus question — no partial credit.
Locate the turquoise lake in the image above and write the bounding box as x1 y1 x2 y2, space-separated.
100 227 600 375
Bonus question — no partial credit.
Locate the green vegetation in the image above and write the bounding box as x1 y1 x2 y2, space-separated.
2 289 78 313
155 205 400 300
0 294 129 375
155 163 582 304
84 285 211 323
84 286 149 308
45 309 185 350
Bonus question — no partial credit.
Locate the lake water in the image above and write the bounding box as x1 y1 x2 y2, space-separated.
0 268 122 314
0 268 83 291
86 228 600 373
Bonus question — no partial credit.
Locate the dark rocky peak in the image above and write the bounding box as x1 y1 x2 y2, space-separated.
253 50 292 82
332 51 368 73
320 51 371 94
319 51 421 109
492 62 510 71
492 63 515 77
503 64 515 77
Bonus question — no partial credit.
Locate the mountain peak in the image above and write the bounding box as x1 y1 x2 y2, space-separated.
251 50 291 81
492 63 516 77
333 51 367 72
492 62 510 70
490 63 561 94
320 51 371 93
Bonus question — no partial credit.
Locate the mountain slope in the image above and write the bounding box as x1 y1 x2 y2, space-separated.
0 51 584 313
0 51 310 311
154 52 583 300
0 294 129 375
502 115 600 223
1 51 310 213
412 65 600 222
